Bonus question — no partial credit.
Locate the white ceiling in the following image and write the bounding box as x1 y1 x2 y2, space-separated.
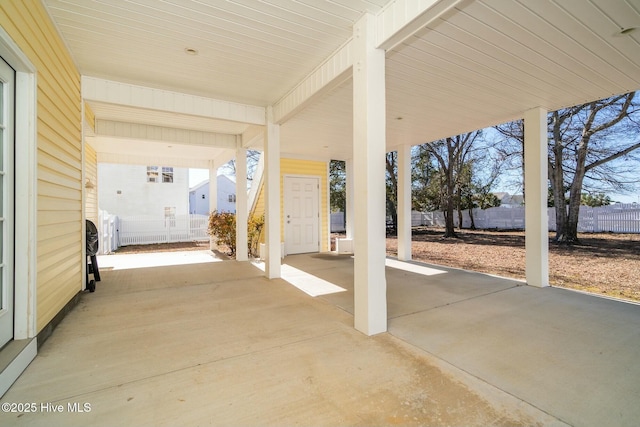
44 0 640 164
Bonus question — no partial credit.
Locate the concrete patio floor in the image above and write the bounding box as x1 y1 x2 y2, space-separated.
1 250 639 426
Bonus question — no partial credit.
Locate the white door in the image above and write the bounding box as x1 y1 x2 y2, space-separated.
284 176 319 255
0 57 15 347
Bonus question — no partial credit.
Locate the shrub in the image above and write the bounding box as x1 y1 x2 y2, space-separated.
248 214 264 257
208 211 265 257
208 211 236 255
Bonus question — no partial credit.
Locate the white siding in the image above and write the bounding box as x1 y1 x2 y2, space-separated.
98 163 189 218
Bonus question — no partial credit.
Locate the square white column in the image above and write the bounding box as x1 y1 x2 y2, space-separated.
524 107 549 287
397 144 412 261
208 161 218 250
352 13 387 335
264 108 281 279
345 158 354 240
235 144 248 261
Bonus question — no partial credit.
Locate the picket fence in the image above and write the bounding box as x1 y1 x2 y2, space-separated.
97 211 209 253
330 204 640 234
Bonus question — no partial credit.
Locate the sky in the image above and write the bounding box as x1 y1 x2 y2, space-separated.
189 168 210 188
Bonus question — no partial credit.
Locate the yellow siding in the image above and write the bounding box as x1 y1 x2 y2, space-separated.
0 1 83 332
85 143 98 225
251 158 329 252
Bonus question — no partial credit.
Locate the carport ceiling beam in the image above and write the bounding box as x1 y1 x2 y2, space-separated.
376 0 465 52
82 76 265 125
95 120 237 149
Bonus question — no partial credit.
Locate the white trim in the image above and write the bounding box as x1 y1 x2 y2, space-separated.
0 339 37 397
326 162 331 252
0 50 15 347
81 102 88 290
0 27 38 340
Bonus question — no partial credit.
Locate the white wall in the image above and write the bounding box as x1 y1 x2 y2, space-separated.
98 163 189 217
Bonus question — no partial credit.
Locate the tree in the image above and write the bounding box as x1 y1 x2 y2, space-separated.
422 131 482 237
411 145 439 212
550 92 638 243
495 91 639 244
581 192 611 207
411 132 500 234
329 160 346 213
219 149 262 182
458 161 502 229
385 152 398 233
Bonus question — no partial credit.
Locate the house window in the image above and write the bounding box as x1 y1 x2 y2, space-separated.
162 166 174 183
147 166 174 183
228 194 236 203
147 166 159 182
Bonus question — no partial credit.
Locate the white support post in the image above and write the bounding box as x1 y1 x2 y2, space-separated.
397 144 412 261
345 158 354 240
265 107 281 278
524 107 549 287
235 143 248 261
208 161 218 250
352 13 387 335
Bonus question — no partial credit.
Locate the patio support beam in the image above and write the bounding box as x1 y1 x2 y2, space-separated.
345 158 354 240
208 161 219 251
82 76 265 125
397 144 412 261
376 0 464 52
236 144 248 261
264 107 281 279
524 107 549 288
352 13 387 336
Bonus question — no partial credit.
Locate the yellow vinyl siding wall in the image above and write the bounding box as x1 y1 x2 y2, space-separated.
0 1 83 332
85 143 98 225
251 158 328 252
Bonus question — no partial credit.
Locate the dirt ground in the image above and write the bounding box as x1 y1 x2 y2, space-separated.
114 240 211 253
386 228 640 302
116 229 640 303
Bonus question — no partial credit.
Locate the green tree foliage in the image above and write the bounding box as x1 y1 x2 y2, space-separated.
581 192 611 207
329 160 346 213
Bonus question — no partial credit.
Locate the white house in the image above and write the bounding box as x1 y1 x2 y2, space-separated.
493 192 525 208
189 175 237 215
98 163 189 218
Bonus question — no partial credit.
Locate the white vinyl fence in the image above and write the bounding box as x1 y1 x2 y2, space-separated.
331 203 640 233
330 212 346 232
97 211 209 253
416 204 640 233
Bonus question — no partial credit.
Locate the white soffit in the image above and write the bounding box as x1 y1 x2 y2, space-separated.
45 0 388 106
384 0 640 144
48 0 640 161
